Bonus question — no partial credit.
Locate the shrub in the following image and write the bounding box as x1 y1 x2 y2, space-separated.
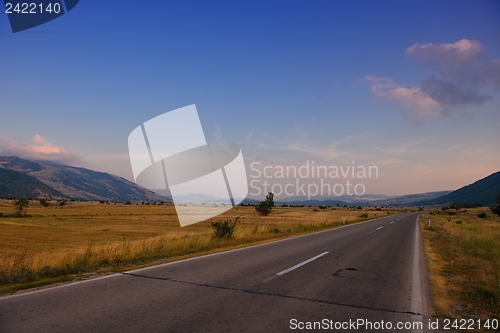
211 217 239 239
477 213 487 219
255 192 275 216
39 199 50 207
359 213 368 218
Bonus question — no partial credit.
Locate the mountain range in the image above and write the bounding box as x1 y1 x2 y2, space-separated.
0 156 168 202
272 172 499 207
414 171 500 206
266 191 450 207
0 156 498 206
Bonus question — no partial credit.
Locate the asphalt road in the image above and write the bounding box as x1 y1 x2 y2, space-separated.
0 212 433 333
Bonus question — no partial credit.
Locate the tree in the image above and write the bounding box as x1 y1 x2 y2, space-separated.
255 192 274 216
14 199 30 217
490 193 500 217
450 201 462 210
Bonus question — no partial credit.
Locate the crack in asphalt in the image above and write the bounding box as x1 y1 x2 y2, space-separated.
122 272 422 316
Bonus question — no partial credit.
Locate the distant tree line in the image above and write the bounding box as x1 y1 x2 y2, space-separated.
442 201 482 210
440 194 500 217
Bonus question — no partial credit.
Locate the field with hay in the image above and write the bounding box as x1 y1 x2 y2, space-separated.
0 199 407 294
419 207 500 326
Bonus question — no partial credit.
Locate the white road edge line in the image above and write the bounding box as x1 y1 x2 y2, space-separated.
276 252 329 276
411 216 423 333
0 273 121 300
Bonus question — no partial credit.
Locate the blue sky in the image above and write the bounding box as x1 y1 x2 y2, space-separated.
1 1 499 197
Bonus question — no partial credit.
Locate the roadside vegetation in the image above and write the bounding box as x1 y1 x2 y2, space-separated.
210 217 239 239
0 199 407 295
419 207 500 329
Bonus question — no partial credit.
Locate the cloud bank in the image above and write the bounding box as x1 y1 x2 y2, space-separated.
366 39 500 123
0 135 85 166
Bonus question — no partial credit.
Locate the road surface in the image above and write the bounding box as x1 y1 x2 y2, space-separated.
0 212 433 332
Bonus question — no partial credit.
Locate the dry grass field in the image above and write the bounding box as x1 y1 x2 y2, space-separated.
0 199 407 294
419 208 500 326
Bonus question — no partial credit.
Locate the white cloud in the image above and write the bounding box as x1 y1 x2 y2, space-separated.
0 135 85 166
364 75 439 123
366 39 499 123
405 39 485 65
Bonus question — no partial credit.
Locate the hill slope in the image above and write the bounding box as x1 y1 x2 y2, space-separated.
0 156 168 202
0 168 63 199
370 191 452 206
417 171 500 206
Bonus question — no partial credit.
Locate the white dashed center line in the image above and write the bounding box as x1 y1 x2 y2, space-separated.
276 252 329 276
369 226 384 234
